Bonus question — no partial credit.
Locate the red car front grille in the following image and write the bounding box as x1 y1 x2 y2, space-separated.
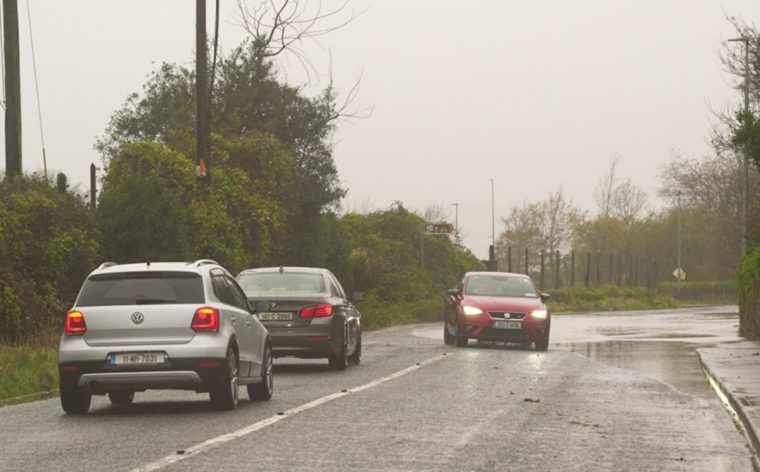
488 312 526 320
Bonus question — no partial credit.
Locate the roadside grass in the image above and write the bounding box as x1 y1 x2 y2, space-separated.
0 344 59 406
547 285 677 313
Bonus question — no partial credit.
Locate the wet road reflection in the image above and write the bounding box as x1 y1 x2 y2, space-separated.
557 341 714 399
414 307 742 402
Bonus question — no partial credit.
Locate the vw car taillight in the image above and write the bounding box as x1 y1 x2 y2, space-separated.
65 310 87 335
192 307 219 332
299 304 334 318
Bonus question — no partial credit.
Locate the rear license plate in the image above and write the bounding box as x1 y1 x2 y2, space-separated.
259 312 293 321
110 352 166 366
493 320 521 330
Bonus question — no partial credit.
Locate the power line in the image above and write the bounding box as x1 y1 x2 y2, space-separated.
26 0 46 178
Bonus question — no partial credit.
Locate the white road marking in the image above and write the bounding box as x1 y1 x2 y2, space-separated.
131 353 451 472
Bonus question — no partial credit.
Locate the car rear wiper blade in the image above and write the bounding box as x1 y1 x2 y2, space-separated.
134 299 176 304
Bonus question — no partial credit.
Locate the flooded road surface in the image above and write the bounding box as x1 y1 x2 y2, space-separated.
561 341 714 399
414 306 742 401
551 306 742 400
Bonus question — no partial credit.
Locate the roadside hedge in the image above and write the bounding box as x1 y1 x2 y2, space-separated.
737 246 760 339
0 176 99 344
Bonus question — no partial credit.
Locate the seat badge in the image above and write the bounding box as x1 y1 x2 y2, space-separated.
131 312 145 325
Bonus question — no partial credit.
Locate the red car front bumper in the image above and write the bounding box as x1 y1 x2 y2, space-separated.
458 313 550 343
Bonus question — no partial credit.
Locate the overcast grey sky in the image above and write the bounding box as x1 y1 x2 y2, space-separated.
2 1 757 258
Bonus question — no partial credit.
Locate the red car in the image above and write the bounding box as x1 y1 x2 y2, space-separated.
443 271 550 350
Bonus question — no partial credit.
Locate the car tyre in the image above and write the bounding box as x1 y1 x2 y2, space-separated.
443 319 455 345
535 338 549 351
329 328 349 370
60 378 91 415
349 332 362 365
248 343 273 401
454 318 468 347
108 391 134 405
210 345 239 410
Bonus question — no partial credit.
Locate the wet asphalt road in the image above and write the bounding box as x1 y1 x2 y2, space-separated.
0 307 754 471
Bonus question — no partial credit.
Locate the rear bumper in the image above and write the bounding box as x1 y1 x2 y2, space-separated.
59 357 227 394
78 371 202 390
266 318 344 358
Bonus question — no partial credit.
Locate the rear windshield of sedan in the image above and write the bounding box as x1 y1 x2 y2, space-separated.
464 275 539 298
237 272 325 296
77 271 205 306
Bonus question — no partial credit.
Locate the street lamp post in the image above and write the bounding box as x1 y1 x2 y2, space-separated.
489 179 496 270
451 202 459 244
489 179 495 246
729 36 751 254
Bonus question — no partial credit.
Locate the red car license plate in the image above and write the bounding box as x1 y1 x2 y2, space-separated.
493 320 521 330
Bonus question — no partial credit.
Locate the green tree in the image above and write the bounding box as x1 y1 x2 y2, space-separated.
97 140 285 273
96 40 347 265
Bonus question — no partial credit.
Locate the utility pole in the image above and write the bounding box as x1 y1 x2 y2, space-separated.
677 192 682 297
89 164 97 210
4 0 22 177
196 0 209 180
729 36 751 254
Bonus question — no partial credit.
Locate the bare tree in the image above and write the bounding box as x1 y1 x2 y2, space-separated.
540 187 586 255
594 155 647 223
235 0 371 120
594 155 621 218
495 190 585 272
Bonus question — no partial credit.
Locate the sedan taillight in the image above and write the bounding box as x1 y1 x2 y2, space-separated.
299 304 334 318
192 307 220 332
65 310 87 335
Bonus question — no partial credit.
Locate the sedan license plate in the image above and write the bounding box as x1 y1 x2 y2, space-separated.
258 311 293 321
111 352 165 366
493 320 521 330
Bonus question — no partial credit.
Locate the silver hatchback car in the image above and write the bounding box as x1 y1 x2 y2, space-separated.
58 260 273 414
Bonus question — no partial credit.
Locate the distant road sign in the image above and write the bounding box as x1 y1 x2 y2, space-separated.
672 268 686 281
425 223 454 235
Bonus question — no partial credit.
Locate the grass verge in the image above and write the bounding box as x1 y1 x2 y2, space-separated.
0 345 58 406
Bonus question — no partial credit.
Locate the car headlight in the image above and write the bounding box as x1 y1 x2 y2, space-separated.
531 309 548 319
462 305 483 316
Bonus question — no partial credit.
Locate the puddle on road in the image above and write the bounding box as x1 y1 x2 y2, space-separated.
558 341 714 400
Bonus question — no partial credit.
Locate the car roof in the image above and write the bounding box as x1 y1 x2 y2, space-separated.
238 266 327 276
465 271 531 279
91 260 223 276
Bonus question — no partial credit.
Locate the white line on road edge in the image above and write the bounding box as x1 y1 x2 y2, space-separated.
131 353 451 472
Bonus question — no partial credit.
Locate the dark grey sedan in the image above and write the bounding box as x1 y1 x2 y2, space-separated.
236 267 362 370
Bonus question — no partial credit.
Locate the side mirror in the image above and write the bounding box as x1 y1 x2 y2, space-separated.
540 293 551 302
447 288 460 298
351 292 366 302
248 300 272 314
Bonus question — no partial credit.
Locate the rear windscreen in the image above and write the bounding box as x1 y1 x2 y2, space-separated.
77 271 205 306
237 272 325 296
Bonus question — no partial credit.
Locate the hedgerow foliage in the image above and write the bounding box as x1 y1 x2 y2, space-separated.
0 176 98 343
738 246 760 339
